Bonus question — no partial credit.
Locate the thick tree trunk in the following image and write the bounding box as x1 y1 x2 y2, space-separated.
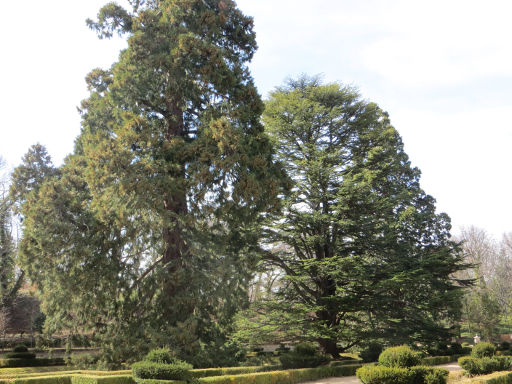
318 338 340 358
162 99 188 297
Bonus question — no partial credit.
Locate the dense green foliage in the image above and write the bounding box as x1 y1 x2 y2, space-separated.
131 361 192 381
236 76 470 356
378 346 421 368
472 343 497 358
2 354 35 361
356 365 448 384
197 365 361 384
359 343 383 363
278 343 329 369
144 349 177 365
458 355 512 376
12 0 284 366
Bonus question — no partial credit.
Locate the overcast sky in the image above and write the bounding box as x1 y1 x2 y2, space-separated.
1 0 511 238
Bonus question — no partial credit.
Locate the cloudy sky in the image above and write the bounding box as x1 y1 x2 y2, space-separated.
1 0 511 237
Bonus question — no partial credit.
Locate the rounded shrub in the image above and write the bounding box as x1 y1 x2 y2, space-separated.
145 348 177 364
132 360 193 381
378 346 421 368
3 352 36 359
360 342 383 363
279 343 330 369
471 342 496 358
13 344 29 353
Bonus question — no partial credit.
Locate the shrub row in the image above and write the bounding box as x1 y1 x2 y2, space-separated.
356 365 448 384
458 356 512 376
197 365 361 384
0 374 135 384
0 371 131 380
0 359 65 368
465 371 512 384
421 355 464 366
3 354 36 361
132 361 192 381
191 366 281 378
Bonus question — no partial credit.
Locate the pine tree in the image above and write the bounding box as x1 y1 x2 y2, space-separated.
14 0 283 365
239 76 470 356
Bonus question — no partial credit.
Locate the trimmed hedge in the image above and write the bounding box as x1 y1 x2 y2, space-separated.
421 355 464 366
13 347 28 354
356 365 448 384
71 375 135 384
0 359 65 368
132 362 192 381
3 355 36 361
458 356 512 376
198 365 361 384
191 366 281 378
472 343 497 358
378 346 421 368
135 380 186 384
10 376 72 384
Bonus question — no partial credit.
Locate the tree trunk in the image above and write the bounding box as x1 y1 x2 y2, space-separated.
318 338 340 358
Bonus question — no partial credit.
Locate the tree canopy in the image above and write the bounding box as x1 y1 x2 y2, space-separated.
236 77 471 356
12 0 283 366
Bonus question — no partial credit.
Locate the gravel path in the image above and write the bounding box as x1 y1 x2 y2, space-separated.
300 364 462 384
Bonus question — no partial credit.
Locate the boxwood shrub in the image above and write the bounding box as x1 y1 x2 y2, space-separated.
356 365 448 384
4 353 36 360
472 343 497 358
378 346 421 368
458 356 512 376
279 343 330 369
132 361 192 381
144 350 177 365
13 346 29 353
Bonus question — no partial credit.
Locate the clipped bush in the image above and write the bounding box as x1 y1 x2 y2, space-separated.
13 345 29 353
458 356 512 376
4 353 36 360
356 365 448 384
360 342 383 363
378 346 421 368
473 342 497 358
279 343 330 369
132 361 192 381
145 349 177 365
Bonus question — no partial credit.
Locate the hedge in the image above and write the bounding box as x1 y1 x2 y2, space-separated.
135 380 185 384
132 362 192 381
3 354 36 360
356 365 448 384
421 355 464 366
191 366 281 378
198 365 362 384
0 374 136 384
70 375 135 384
469 371 512 384
458 356 512 376
0 359 65 368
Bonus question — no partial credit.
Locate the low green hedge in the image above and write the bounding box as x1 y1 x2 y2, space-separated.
3 354 36 360
191 366 281 378
472 372 512 384
421 355 464 366
71 375 135 384
198 365 361 384
0 374 136 384
356 365 448 384
132 362 192 381
458 356 512 376
0 359 65 368
135 380 186 384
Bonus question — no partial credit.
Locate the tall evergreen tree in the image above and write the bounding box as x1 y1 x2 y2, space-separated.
238 77 470 356
15 0 283 365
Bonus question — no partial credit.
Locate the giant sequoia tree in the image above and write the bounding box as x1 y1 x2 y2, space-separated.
14 0 282 365
239 77 470 356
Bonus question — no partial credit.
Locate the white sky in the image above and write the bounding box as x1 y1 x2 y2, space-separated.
0 0 511 238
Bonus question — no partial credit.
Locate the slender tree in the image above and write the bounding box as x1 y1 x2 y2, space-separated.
15 0 283 365
240 76 470 356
